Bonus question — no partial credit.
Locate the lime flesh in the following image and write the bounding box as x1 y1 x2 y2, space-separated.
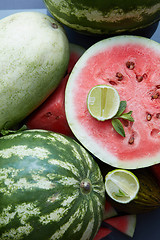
87 85 120 121
105 169 140 204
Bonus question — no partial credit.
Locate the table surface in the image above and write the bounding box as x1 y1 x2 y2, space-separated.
0 1 160 240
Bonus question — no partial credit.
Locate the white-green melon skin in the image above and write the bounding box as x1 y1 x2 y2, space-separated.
0 11 69 130
65 35 160 169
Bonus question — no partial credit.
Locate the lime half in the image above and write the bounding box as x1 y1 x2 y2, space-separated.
105 169 139 204
87 85 120 121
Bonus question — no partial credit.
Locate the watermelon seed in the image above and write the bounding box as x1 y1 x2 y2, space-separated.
126 61 135 70
156 113 160 118
128 135 134 144
136 75 143 82
116 72 123 80
45 112 52 117
146 113 152 121
143 73 148 79
122 119 129 127
109 80 117 85
151 93 159 99
52 23 58 29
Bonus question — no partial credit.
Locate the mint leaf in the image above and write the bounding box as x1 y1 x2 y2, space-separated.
111 118 125 137
115 101 127 117
112 101 134 137
120 111 134 122
120 114 134 122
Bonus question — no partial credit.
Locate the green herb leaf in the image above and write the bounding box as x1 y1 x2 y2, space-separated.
120 115 134 122
115 101 127 117
111 118 125 137
114 189 129 197
120 111 134 122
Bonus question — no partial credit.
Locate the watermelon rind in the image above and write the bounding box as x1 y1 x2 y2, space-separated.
102 200 117 220
104 214 136 237
65 35 160 169
43 0 160 35
0 130 105 240
25 43 85 137
94 226 112 240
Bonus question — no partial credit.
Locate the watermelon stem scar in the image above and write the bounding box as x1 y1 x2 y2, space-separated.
80 179 92 194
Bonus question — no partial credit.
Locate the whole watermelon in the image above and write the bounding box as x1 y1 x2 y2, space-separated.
0 12 69 131
0 130 105 240
43 0 160 35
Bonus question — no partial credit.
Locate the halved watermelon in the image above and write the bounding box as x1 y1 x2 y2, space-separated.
26 44 85 137
65 35 160 169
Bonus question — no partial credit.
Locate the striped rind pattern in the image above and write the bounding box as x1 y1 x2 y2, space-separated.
44 0 160 34
0 130 105 240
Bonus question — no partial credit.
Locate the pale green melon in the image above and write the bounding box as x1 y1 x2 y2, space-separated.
0 11 69 130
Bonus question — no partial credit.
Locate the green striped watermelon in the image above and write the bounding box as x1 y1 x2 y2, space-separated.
0 130 105 240
43 0 160 35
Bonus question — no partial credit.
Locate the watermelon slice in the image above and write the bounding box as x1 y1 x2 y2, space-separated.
103 200 117 220
104 214 136 237
94 226 112 240
65 35 160 169
26 44 85 137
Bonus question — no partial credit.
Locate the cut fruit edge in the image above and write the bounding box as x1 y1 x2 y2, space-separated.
87 84 120 121
65 35 160 169
105 169 140 204
94 226 112 240
103 200 118 220
104 214 137 237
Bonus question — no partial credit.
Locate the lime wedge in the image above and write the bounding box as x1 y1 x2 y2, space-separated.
105 169 139 204
87 85 120 121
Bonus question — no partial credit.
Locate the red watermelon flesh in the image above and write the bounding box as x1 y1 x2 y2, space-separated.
94 226 112 240
65 35 160 169
26 44 85 137
103 200 117 220
104 214 136 237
